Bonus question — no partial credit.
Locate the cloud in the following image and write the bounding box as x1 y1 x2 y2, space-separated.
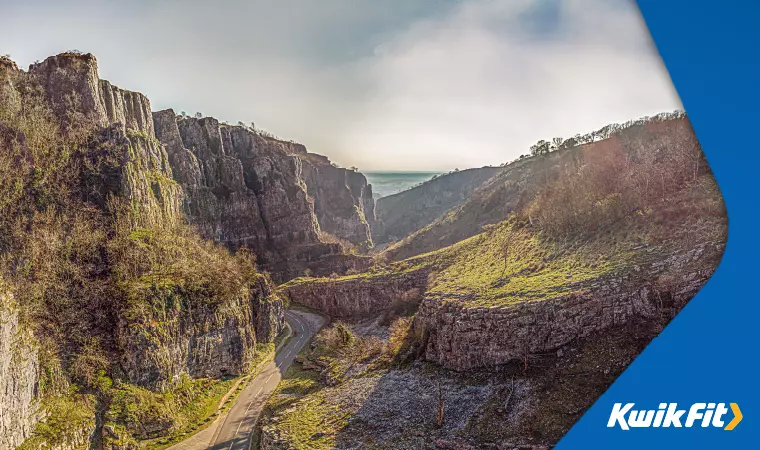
1 0 680 171
337 0 682 170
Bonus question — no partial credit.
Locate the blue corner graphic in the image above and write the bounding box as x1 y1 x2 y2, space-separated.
557 1 760 448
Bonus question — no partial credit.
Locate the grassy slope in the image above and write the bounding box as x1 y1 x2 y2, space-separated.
287 174 725 311
424 177 726 307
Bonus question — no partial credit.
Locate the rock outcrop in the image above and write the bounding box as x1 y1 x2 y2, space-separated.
30 53 182 227
373 166 502 245
415 243 723 370
117 277 284 390
29 52 154 136
279 269 429 319
0 286 40 450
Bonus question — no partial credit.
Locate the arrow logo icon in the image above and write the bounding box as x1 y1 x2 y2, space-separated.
724 403 742 430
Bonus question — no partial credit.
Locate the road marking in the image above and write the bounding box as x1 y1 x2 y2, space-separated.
220 310 321 450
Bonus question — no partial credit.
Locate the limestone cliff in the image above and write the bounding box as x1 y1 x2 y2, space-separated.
30 52 182 227
26 51 285 380
0 52 287 447
29 52 154 136
117 275 283 390
0 286 39 450
415 242 723 370
152 109 375 279
279 269 429 319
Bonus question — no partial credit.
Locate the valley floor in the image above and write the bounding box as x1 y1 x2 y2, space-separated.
257 315 662 449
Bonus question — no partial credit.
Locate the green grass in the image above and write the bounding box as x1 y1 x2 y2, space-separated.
423 220 638 306
17 393 95 450
106 375 236 449
282 180 725 311
261 362 350 450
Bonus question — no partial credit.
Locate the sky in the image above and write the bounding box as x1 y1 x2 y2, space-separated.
1 0 681 171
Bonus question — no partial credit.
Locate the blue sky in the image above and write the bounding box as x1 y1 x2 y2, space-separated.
1 0 681 170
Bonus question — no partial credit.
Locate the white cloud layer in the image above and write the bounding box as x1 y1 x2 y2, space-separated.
2 0 681 170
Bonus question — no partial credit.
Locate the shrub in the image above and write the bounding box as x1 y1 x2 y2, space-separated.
523 117 709 239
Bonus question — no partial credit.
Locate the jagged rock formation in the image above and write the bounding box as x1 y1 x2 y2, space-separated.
30 53 182 227
1 52 289 446
30 53 155 136
118 276 283 390
279 269 429 319
0 286 39 450
27 50 286 377
373 166 502 245
152 109 375 279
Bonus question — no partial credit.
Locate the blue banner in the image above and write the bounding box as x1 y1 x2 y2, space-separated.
558 1 759 448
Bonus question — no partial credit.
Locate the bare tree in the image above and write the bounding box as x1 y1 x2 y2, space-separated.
435 377 445 428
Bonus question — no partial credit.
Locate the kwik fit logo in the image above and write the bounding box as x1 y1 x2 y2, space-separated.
608 403 742 430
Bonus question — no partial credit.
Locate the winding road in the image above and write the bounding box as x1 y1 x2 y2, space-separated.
169 309 325 450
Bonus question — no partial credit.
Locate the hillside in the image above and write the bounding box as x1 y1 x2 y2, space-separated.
383 114 699 261
372 166 503 246
263 113 727 448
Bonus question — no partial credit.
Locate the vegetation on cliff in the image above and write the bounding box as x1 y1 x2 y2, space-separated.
1 56 282 448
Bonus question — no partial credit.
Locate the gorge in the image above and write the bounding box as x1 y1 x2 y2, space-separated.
0 51 727 450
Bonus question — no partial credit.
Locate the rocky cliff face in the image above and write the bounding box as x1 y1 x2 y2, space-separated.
373 166 502 245
27 52 285 385
301 158 374 248
153 109 375 278
279 269 429 319
1 52 289 447
30 53 182 227
0 286 40 450
117 276 283 390
29 53 154 136
415 243 722 370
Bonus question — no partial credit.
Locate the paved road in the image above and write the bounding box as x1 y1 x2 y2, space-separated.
209 309 324 450
166 309 324 450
